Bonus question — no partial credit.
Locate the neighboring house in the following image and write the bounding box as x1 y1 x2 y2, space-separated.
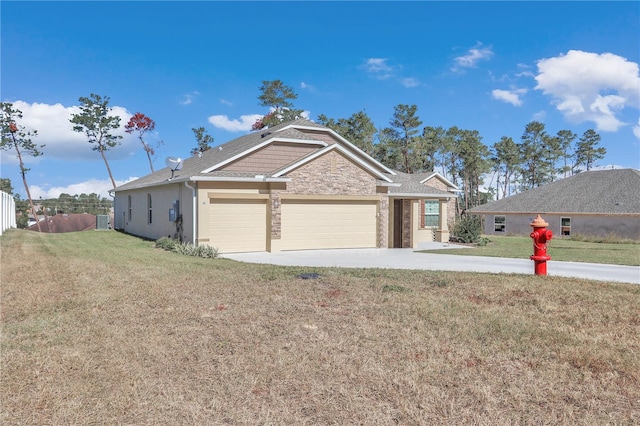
0 191 16 235
470 169 640 240
28 213 98 233
114 119 460 253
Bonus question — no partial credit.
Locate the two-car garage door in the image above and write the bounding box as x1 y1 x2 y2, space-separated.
279 199 377 251
208 198 378 253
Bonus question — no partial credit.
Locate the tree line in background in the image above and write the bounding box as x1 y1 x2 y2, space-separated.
1 80 608 227
319 106 606 212
0 178 111 228
253 80 607 213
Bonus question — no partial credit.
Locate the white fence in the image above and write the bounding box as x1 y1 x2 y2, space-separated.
0 191 17 236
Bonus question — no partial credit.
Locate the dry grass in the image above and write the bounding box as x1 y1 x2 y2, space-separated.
2 229 639 425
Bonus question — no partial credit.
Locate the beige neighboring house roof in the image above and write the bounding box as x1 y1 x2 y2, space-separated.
115 118 460 195
470 169 640 215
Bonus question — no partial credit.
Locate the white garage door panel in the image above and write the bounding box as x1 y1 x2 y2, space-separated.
281 200 377 250
209 199 266 253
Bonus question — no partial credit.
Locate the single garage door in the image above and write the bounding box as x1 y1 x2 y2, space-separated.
280 199 377 251
208 198 267 253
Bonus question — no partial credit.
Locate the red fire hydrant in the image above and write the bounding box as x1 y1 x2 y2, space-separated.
530 214 553 275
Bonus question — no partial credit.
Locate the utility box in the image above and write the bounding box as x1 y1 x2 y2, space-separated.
96 215 110 230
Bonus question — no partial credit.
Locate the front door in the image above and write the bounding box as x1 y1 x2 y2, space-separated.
393 199 403 248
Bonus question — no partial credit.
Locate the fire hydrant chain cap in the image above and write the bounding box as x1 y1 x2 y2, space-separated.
530 214 549 227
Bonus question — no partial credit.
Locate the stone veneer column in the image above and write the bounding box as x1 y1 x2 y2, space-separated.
378 195 389 248
269 191 282 252
402 199 412 248
270 191 281 238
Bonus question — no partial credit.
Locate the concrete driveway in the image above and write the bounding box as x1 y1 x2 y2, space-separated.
223 243 640 285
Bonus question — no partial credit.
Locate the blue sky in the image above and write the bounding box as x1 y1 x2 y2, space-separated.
2 1 639 199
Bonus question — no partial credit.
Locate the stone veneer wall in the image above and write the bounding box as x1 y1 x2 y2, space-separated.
377 196 389 248
402 199 412 248
284 151 377 195
270 190 282 239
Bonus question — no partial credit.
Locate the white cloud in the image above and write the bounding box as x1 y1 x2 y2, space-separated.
589 94 626 131
220 98 233 106
179 91 200 105
400 77 420 88
532 111 546 122
361 58 420 88
300 81 316 92
30 177 137 199
362 58 396 79
515 63 534 78
492 88 527 106
452 42 494 72
634 118 640 140
535 50 640 132
208 114 262 132
1 101 136 162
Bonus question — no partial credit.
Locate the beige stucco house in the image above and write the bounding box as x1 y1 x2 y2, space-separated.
470 168 640 240
113 119 459 253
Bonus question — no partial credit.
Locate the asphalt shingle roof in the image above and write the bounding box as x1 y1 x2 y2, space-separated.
116 119 322 191
384 171 453 196
115 118 459 197
470 169 640 215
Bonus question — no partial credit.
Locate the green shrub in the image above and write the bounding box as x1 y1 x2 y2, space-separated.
155 237 177 251
476 237 491 247
172 241 219 258
155 237 219 258
451 215 483 244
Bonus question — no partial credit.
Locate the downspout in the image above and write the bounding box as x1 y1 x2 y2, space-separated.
184 180 197 245
108 189 116 230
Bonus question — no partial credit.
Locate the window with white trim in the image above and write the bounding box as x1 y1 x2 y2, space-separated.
494 215 506 232
423 201 440 227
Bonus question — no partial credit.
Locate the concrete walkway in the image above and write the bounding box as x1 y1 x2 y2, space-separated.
223 243 640 285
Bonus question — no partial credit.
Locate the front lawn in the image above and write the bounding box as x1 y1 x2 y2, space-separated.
420 235 640 266
1 229 639 424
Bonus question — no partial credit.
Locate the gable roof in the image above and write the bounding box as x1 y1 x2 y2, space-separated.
384 171 458 198
272 143 392 182
280 123 397 176
419 172 458 189
470 169 640 215
114 118 460 198
201 127 327 173
116 118 389 191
